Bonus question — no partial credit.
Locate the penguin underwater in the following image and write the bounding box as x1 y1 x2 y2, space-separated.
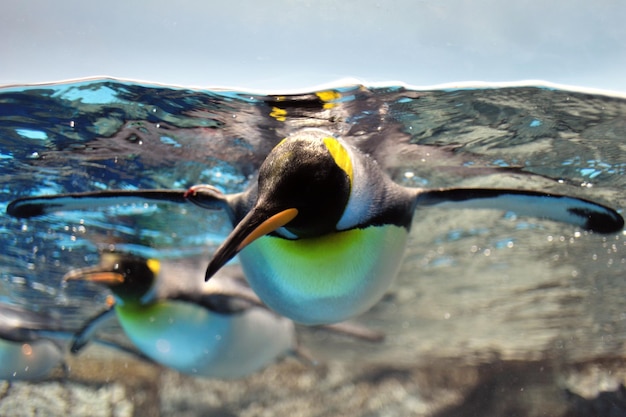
7 129 625 325
65 252 297 379
65 251 383 378
0 303 66 380
0 298 163 380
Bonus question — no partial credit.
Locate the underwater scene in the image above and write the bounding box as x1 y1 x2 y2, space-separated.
0 78 625 416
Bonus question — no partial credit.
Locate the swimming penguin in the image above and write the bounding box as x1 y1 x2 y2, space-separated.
64 252 298 379
0 303 65 380
64 251 383 378
7 129 624 325
0 301 154 380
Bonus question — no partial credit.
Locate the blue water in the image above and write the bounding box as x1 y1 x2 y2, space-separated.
1 78 625 415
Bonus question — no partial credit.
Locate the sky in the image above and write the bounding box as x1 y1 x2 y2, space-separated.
2 0 626 93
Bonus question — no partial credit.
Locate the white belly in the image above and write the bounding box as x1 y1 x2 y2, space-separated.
116 301 294 379
239 225 408 325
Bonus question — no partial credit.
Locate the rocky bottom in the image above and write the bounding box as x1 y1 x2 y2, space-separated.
2 345 626 417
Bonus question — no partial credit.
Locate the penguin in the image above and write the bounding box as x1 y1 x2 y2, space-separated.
63 252 298 379
0 303 65 380
0 301 155 380
7 129 624 325
64 251 383 379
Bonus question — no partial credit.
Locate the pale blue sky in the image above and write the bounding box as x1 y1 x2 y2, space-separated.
2 0 626 92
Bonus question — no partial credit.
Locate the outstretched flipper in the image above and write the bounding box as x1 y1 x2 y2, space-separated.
315 321 385 342
6 188 229 219
414 188 624 234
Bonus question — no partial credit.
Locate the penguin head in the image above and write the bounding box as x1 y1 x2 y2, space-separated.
64 253 160 306
205 130 354 279
256 132 353 236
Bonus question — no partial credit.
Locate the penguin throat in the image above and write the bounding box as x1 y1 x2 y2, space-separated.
280 217 339 239
270 226 331 240
110 281 157 307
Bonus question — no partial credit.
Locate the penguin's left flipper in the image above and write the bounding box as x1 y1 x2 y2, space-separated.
6 189 228 219
70 307 155 363
70 307 117 354
414 188 624 234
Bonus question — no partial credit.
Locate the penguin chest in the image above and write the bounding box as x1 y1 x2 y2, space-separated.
115 301 294 378
239 225 409 325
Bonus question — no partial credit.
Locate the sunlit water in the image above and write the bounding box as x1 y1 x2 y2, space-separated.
0 78 625 416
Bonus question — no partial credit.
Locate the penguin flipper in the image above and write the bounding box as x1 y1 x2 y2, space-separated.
70 306 160 364
70 307 117 354
414 188 624 234
289 321 386 368
6 189 229 219
169 291 253 315
175 264 267 314
177 283 264 315
315 321 385 343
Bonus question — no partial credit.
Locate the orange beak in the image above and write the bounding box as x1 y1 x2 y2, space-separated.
204 206 298 281
63 267 125 285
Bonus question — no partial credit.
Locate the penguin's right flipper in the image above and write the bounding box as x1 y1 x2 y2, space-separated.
289 321 385 368
414 188 624 234
6 188 229 219
180 279 266 315
183 184 239 222
316 321 385 342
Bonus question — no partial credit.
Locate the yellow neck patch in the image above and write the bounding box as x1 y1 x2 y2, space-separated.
323 137 353 183
146 258 161 276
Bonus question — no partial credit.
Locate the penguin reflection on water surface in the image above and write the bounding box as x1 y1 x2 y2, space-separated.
8 129 624 325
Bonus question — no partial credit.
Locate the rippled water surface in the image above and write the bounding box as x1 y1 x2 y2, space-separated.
0 78 625 416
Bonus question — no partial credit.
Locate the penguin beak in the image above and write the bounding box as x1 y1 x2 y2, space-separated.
63 267 125 285
205 206 298 281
